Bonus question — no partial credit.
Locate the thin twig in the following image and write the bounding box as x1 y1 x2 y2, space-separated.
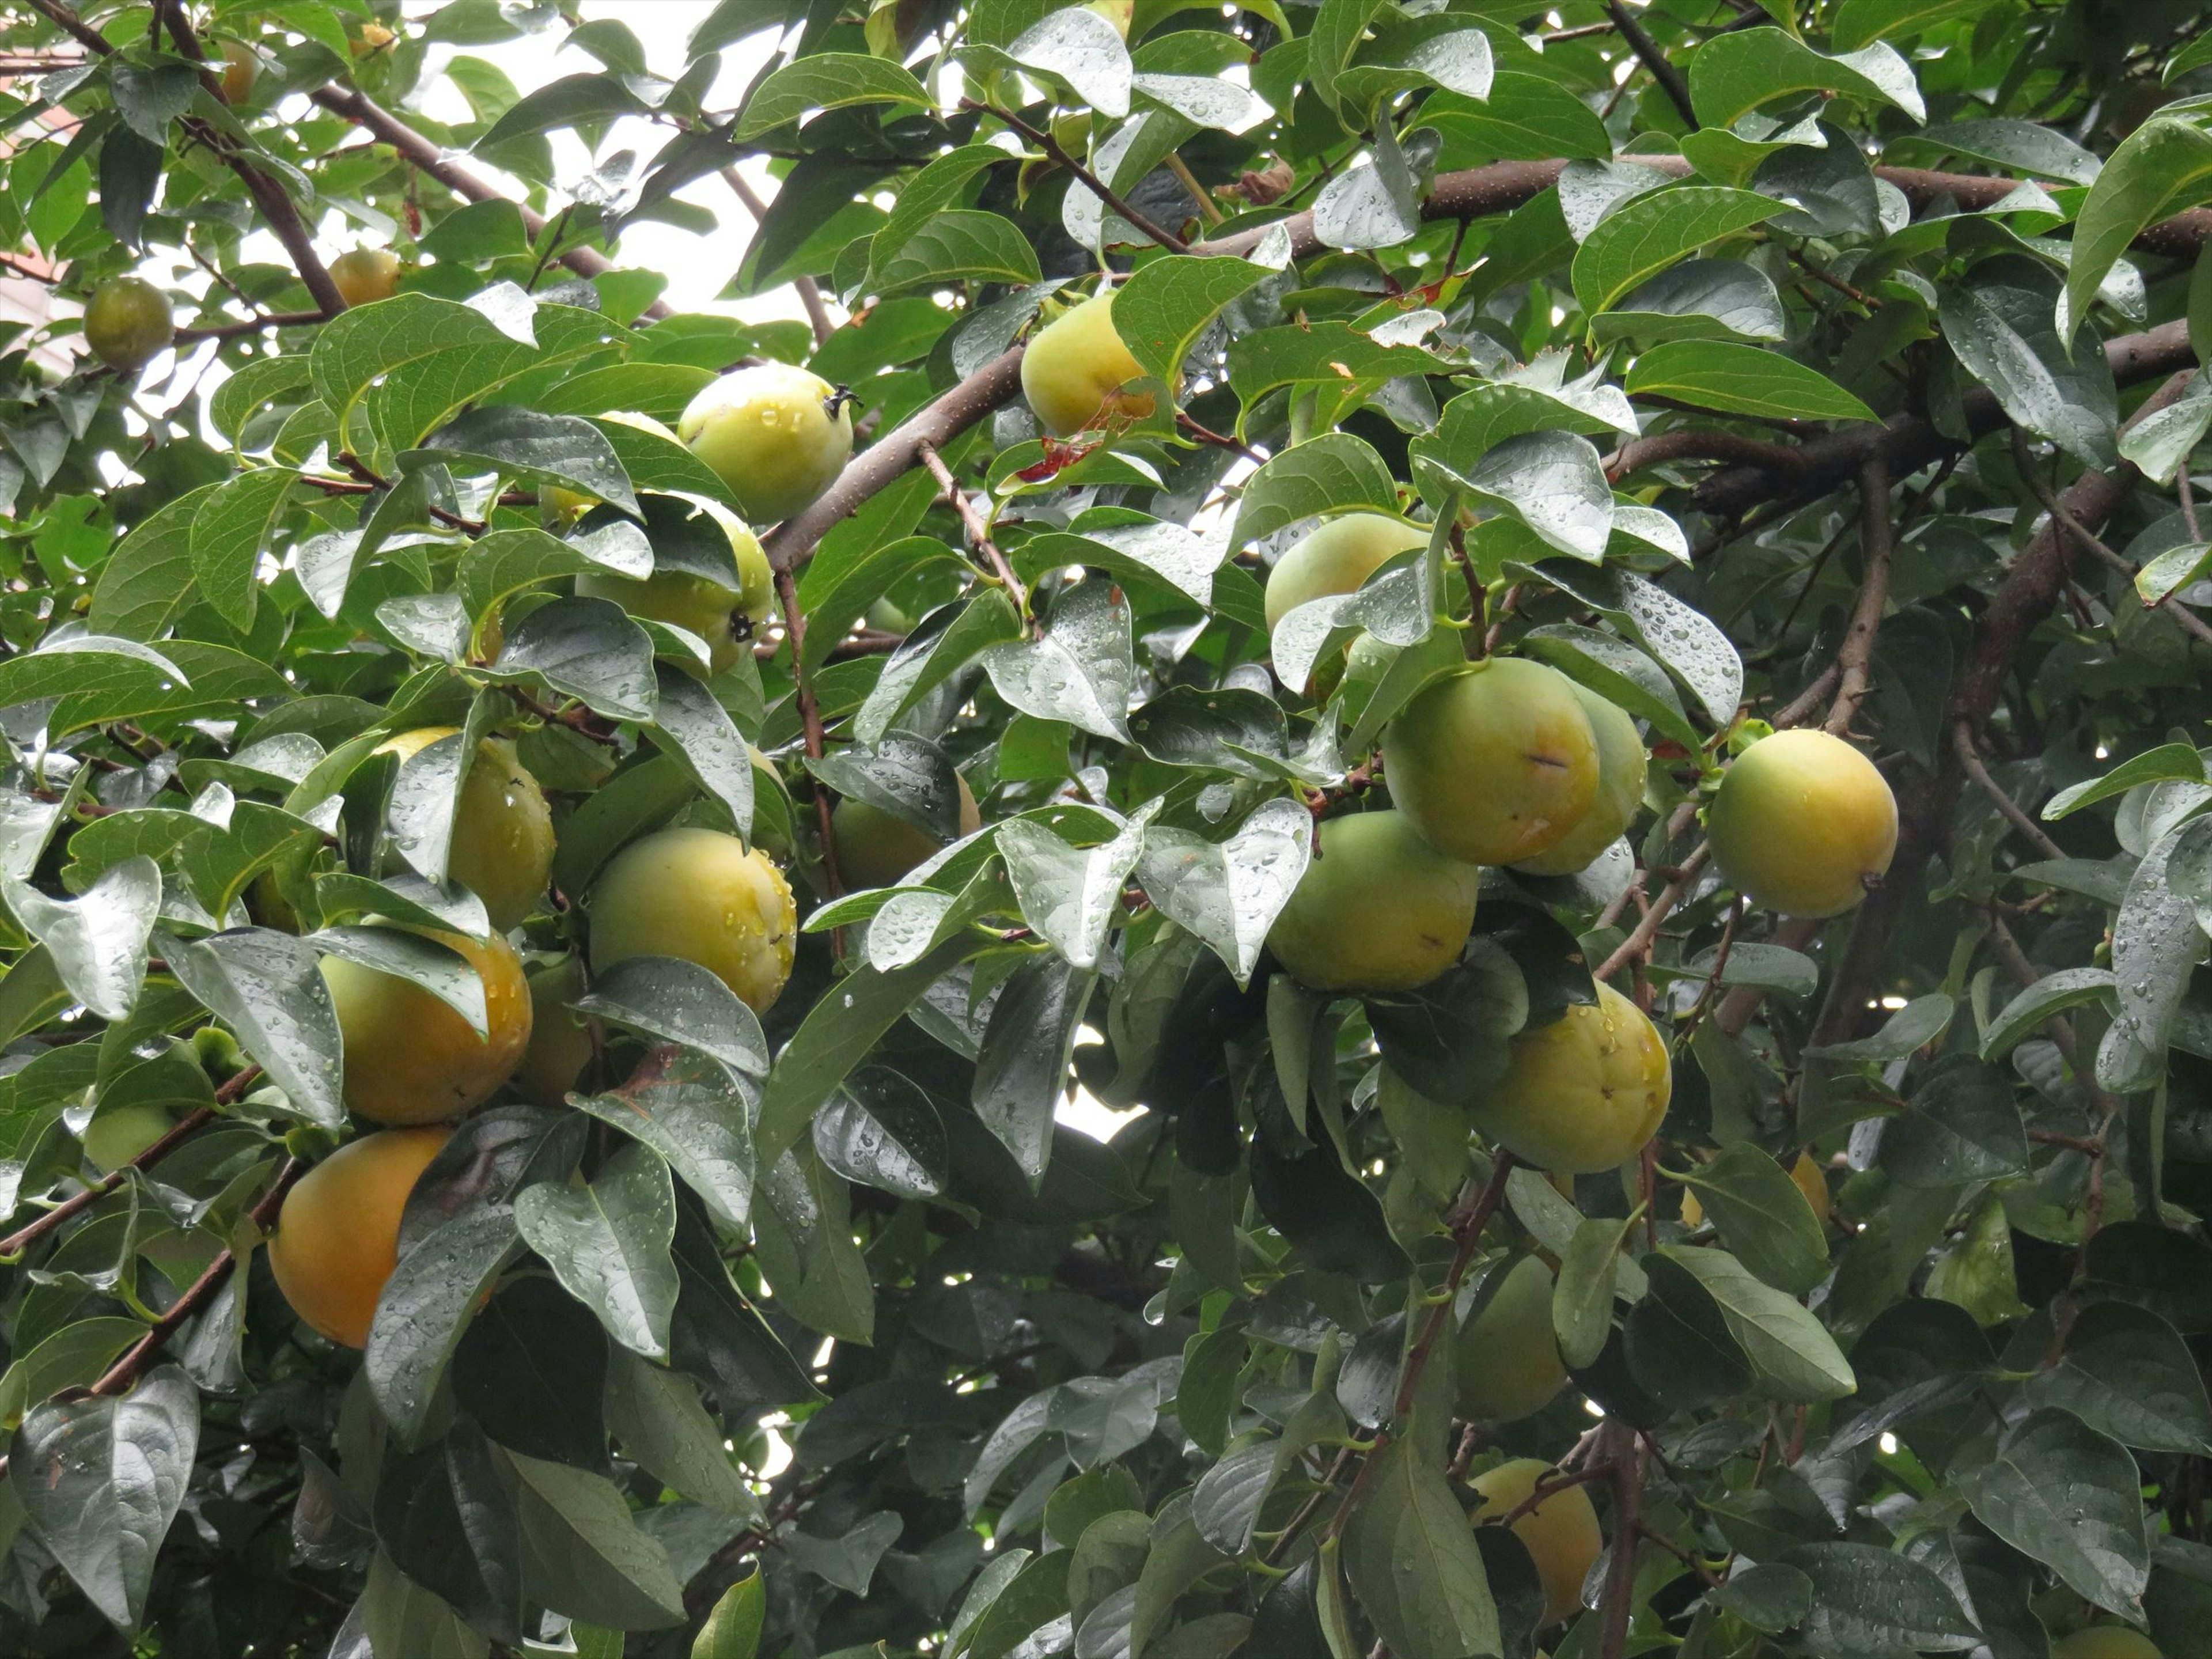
1603 1 1697 128
963 99 1192 251
775 566 844 903
721 167 836 345
1162 151 1224 226
1827 453 1893 735
1952 724 2065 860
1596 845 1710 982
2013 426 2212 645
915 440 1028 613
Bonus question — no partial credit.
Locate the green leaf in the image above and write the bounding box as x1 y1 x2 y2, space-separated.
646 668 755 838
11 1366 197 1630
863 146 1007 295
694 1570 766 1659
1776 1543 1983 1653
516 1142 680 1360
507 1449 688 1629
1554 1213 1633 1367
474 71 653 146
3 857 159 1022
1677 1144 1831 1295
734 54 933 139
365 1205 522 1446
457 524 653 622
1688 31 1927 128
484 596 657 723
1980 967 2118 1062
1960 1408 2150 1618
980 579 1135 742
1135 798 1312 988
1419 74 1612 162
813 1067 949 1200
875 211 1043 291
1626 340 1877 424
1941 277 2118 466
2105 824 2207 1089
155 927 344 1130
1878 1060 2028 1188
2043 742 2207 819
2063 107 2212 343
1589 258 1788 344
997 811 1147 969
1806 991 1954 1062
1115 255 1272 387
1006 7 1133 120
188 469 293 631
1830 0 1994 51
1231 434 1402 549
1654 1245 1855 1402
569 1046 755 1232
86 483 224 641
1342 1436 1500 1659
2024 1301 2212 1455
410 406 640 516
1571 186 1786 315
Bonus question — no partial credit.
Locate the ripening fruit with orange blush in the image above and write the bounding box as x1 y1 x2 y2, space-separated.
1707 728 1897 916
1472 982 1671 1175
1020 291 1154 437
322 927 532 1125
589 828 798 1014
269 1126 449 1347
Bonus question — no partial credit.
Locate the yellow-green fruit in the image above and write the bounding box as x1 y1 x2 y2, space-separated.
84 276 175 371
589 828 798 1014
219 40 259 104
1263 513 1427 634
1267 810 1479 993
330 248 400 307
82 1104 178 1174
1512 685 1647 877
1707 728 1897 918
832 776 983 891
269 1126 449 1347
323 928 532 1126
374 729 553 930
544 484 593 525
1470 1457 1603 1626
1474 982 1671 1175
1453 1256 1569 1424
1020 291 1155 437
1382 658 1599 868
1791 1151 1831 1223
2052 1633 2165 1659
678 362 853 526
576 508 772 676
516 957 594 1109
1084 0 1134 35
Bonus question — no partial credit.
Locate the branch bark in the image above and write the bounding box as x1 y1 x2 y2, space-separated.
1603 1 1697 129
1825 454 1893 736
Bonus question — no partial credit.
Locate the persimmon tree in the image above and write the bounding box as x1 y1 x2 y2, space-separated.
2 0 2212 1656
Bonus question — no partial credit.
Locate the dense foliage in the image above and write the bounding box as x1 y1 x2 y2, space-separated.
5 0 2212 1656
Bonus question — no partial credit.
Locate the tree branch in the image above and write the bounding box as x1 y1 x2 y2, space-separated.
309 84 675 321
915 440 1027 613
1603 2 1696 128
1952 722 2066 861
964 100 1191 251
775 567 844 902
721 166 835 346
1826 454 1893 735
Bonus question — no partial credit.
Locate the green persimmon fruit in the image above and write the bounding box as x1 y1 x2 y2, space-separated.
589 828 798 1014
1469 1457 1603 1626
1473 981 1671 1175
1263 513 1427 633
1453 1255 1569 1425
1707 728 1897 918
84 276 175 370
1267 809 1480 993
1512 685 1647 877
2051 1632 2164 1659
1382 657 1599 868
374 729 553 930
323 927 532 1126
1020 291 1155 437
516 956 594 1109
578 502 772 677
329 248 401 306
679 362 853 527
219 40 259 104
832 775 983 891
269 1126 450 1347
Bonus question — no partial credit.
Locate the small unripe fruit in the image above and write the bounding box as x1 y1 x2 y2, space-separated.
1267 810 1480 993
1512 685 1647 877
269 1126 449 1347
1382 658 1599 868
1791 1150 1831 1223
1453 1255 1569 1424
374 729 552 930
329 248 402 307
1470 1457 1602 1626
82 1104 179 1174
1020 292 1154 437
84 277 175 371
516 956 594 1109
678 363 853 527
351 21 396 55
2052 1631 2164 1659
219 40 260 105
1085 0 1134 36
576 503 772 677
589 828 797 1014
323 927 532 1125
1707 728 1896 917
1263 513 1427 634
1474 982 1671 1175
832 776 982 891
